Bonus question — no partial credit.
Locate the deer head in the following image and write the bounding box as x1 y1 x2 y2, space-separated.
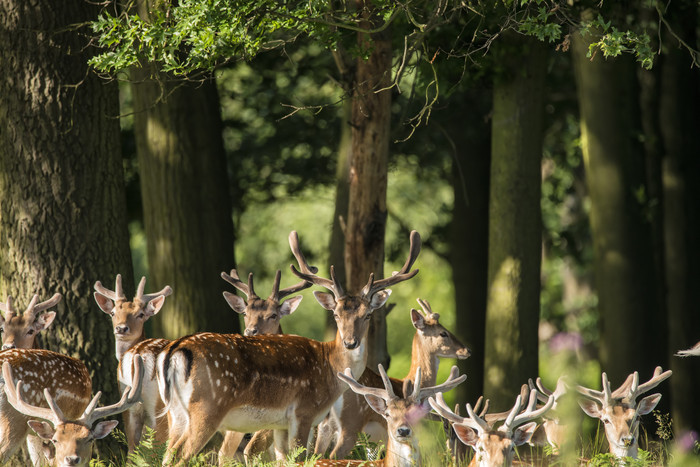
289 230 421 350
93 274 172 359
430 387 554 467
576 366 671 459
3 355 144 467
0 294 61 350
221 268 313 336
410 298 470 363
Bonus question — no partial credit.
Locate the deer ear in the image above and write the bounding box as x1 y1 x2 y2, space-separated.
578 398 602 418
92 420 119 439
313 291 337 311
145 295 166 317
223 292 247 314
637 393 662 416
363 394 388 416
93 292 114 315
33 312 56 332
452 424 478 447
369 290 391 310
410 309 425 330
27 420 55 440
280 296 303 316
512 422 538 446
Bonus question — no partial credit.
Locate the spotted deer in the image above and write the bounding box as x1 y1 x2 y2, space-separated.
430 387 555 467
527 377 568 454
3 355 144 467
218 266 313 463
156 230 421 463
316 298 471 458
312 364 466 467
576 366 672 459
0 349 93 466
93 274 172 451
0 294 61 350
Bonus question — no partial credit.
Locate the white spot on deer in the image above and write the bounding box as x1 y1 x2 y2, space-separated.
214 360 219 368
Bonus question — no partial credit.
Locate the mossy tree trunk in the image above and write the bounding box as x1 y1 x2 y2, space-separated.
0 0 132 456
483 33 546 409
659 0 700 434
571 14 663 384
449 89 492 404
344 0 393 370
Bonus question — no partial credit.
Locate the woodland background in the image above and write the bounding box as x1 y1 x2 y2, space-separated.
0 0 698 457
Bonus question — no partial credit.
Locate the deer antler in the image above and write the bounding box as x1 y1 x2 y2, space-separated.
79 355 144 427
416 298 440 320
500 389 555 435
528 376 568 408
221 269 259 300
360 230 421 300
3 361 66 424
430 392 491 434
134 277 172 303
624 366 672 405
289 231 343 298
0 296 18 320
94 274 127 302
576 372 615 407
22 293 62 322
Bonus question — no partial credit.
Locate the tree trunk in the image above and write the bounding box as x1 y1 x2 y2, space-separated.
571 14 662 384
0 0 133 456
449 89 491 404
659 0 700 434
131 72 238 339
483 33 546 409
344 1 392 369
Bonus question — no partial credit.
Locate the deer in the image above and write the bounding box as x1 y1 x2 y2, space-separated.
218 266 313 463
2 354 144 466
430 386 555 467
316 298 471 459
156 229 421 463
527 376 568 454
576 366 672 459
0 348 93 466
0 293 61 350
311 364 466 467
93 274 172 451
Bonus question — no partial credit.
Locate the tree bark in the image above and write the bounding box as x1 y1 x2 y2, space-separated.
344 1 392 369
571 14 662 384
449 89 491 404
659 0 700 434
483 33 546 409
0 0 133 455
131 72 238 339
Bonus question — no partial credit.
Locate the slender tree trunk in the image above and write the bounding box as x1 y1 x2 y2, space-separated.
571 14 661 383
131 72 238 339
449 89 491 404
659 0 700 434
0 0 132 456
344 1 392 369
483 33 546 409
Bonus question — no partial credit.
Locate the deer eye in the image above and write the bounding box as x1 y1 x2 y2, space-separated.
269 314 278 320
110 311 115 317
27 329 34 336
439 331 448 338
136 312 145 319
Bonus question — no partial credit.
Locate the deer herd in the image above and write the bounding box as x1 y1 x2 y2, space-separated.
0 230 684 466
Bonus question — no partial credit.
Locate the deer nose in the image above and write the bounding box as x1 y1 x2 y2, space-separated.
621 435 635 447
1 343 15 350
64 456 81 466
397 426 411 438
245 328 258 336
343 338 358 349
115 325 129 335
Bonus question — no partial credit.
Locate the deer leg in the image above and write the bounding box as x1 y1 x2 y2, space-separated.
217 430 244 465
273 429 289 460
314 415 337 455
0 421 29 463
25 434 48 467
244 429 274 462
124 405 146 452
288 419 314 460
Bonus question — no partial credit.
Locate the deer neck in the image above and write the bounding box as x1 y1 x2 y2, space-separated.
115 330 145 362
326 330 368 380
384 437 420 467
406 333 438 387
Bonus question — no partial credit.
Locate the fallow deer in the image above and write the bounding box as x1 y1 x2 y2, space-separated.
527 376 568 454
316 298 471 458
0 293 61 350
312 364 466 467
430 387 555 467
0 349 92 465
576 366 672 459
93 274 172 451
156 230 421 463
218 266 313 463
2 355 144 467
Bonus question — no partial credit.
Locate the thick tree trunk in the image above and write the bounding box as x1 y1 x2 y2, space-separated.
483 33 546 409
344 1 392 369
571 16 662 383
0 0 133 455
659 0 700 434
449 89 491 404
131 72 238 339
